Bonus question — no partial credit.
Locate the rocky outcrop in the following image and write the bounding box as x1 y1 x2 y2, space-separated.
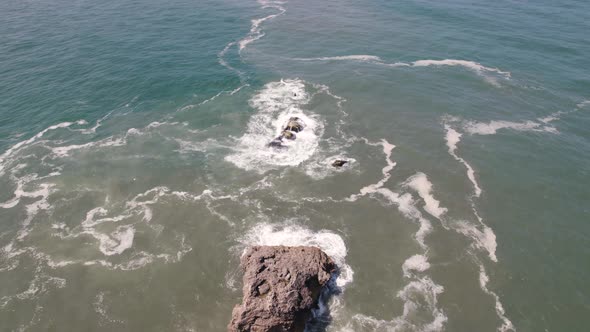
268 117 305 149
228 246 336 332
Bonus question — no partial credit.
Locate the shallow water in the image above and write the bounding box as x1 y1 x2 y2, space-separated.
1 0 589 331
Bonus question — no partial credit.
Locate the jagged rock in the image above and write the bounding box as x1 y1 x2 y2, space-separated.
281 131 296 140
331 160 348 168
284 117 304 133
228 246 336 332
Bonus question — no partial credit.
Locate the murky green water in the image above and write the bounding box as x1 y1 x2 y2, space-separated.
1 0 589 331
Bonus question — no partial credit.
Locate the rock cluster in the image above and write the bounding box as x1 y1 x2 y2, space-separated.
268 117 305 149
228 246 336 332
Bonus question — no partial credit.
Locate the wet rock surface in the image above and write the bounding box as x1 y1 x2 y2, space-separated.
228 246 336 332
267 117 305 149
268 138 286 149
331 160 348 168
284 117 304 133
281 130 296 140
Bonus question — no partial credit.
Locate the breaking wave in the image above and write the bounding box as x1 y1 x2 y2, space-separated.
237 222 353 288
225 79 324 172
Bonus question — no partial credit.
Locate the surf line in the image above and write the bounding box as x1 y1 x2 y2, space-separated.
440 121 518 331
291 55 511 86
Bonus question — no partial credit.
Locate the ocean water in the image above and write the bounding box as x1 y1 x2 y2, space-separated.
1 0 589 331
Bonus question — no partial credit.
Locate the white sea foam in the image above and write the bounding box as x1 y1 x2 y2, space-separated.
217 41 245 80
538 111 568 124
1 175 57 242
220 0 288 78
347 138 396 201
178 85 250 113
402 254 431 277
294 55 383 62
397 277 447 331
463 119 555 135
238 223 353 288
463 99 589 135
343 276 446 332
292 55 511 85
94 292 125 325
343 166 448 331
394 59 510 86
444 124 482 197
238 1 286 51
404 172 448 220
409 59 511 85
376 189 433 249
0 266 66 308
51 136 126 157
82 251 170 271
225 79 324 172
456 220 498 262
53 120 185 157
442 123 501 262
75 110 116 134
0 121 85 176
93 226 135 256
0 168 57 210
478 264 515 332
34 187 210 271
344 140 438 250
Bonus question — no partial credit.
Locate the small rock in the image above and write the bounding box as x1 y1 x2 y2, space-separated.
331 160 348 168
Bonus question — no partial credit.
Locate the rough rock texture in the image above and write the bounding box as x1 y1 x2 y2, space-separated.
228 246 336 332
268 117 305 148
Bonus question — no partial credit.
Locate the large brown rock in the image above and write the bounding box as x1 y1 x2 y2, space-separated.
228 246 336 332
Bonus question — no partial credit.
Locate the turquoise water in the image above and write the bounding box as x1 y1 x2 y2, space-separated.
1 0 589 331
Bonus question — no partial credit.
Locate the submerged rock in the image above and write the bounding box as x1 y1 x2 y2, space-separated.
331 160 348 168
268 137 285 149
228 246 336 332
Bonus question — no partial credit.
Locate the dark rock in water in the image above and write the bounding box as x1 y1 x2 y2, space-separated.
284 117 304 133
331 160 348 168
281 130 296 140
228 246 336 332
268 137 285 149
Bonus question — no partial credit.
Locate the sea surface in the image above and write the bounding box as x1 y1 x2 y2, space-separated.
1 0 589 331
